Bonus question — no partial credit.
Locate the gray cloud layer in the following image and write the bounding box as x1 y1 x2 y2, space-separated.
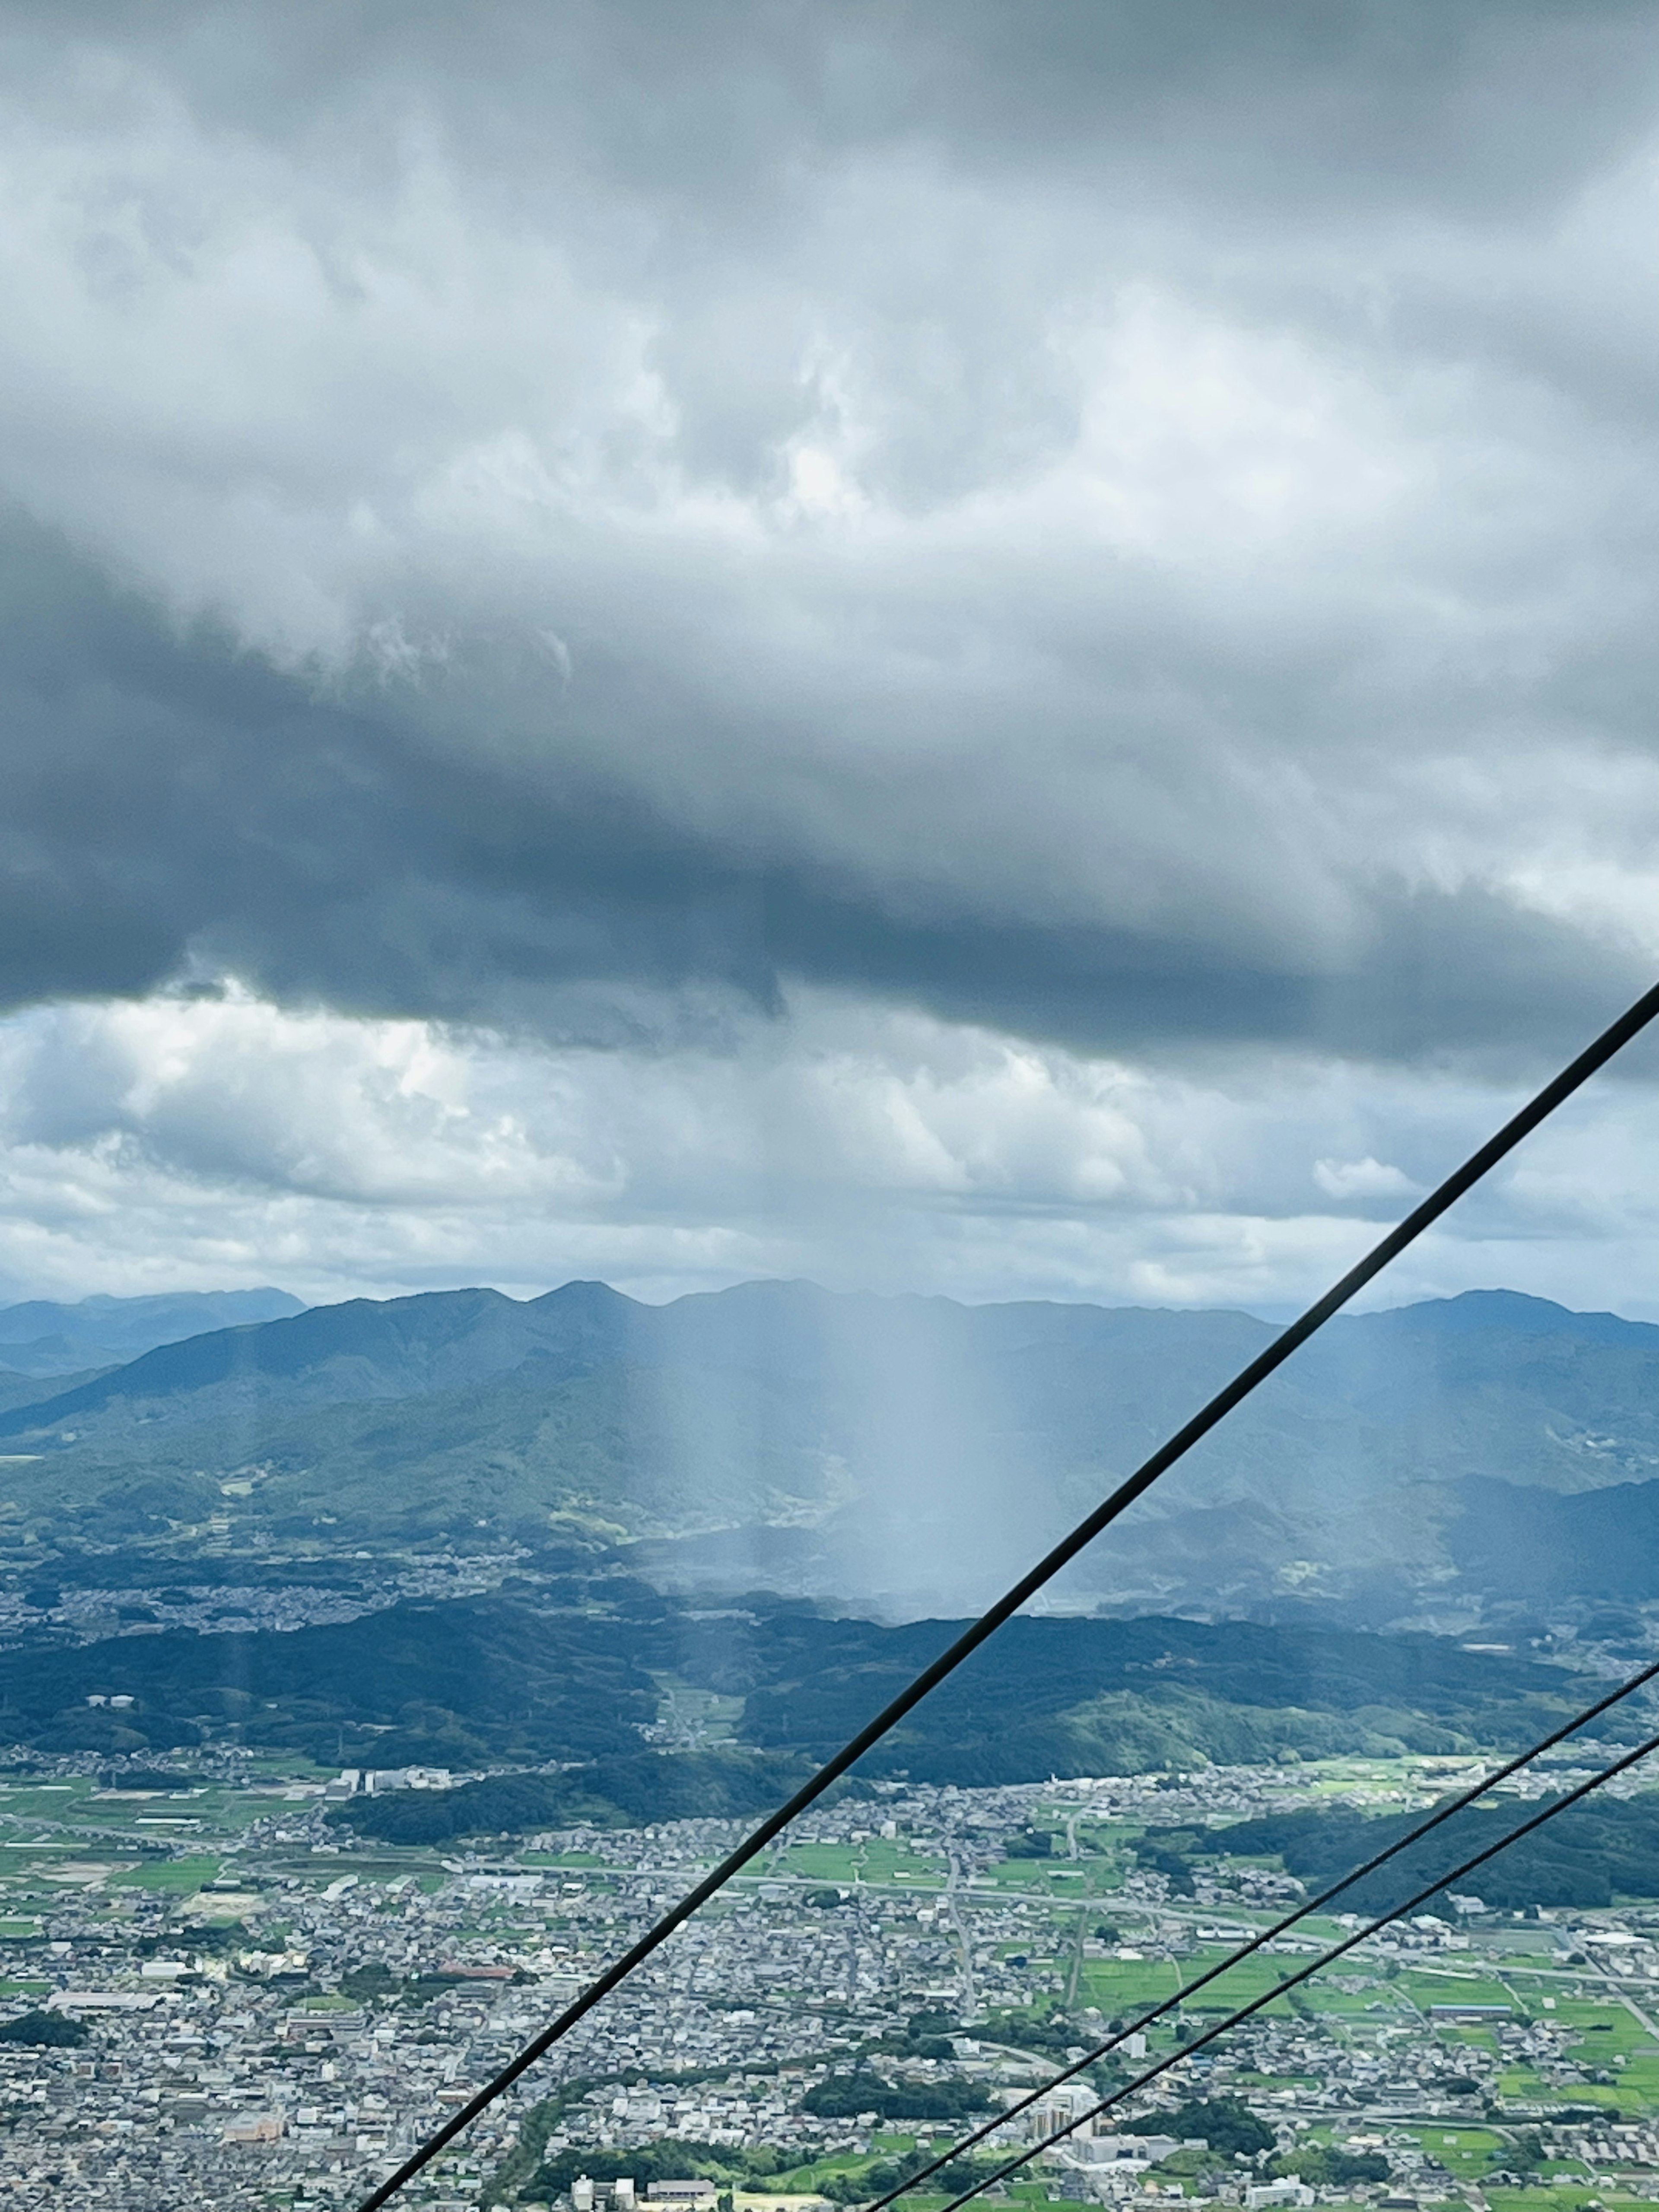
6 507 1653 1068
2 1 1658 1071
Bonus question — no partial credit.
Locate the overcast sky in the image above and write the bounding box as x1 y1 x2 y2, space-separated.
1 0 1658 1316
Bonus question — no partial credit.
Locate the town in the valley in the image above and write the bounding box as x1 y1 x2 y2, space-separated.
0 1750 1655 2212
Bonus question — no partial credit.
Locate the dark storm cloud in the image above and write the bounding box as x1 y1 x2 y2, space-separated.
25 0 1657 211
0 0 1657 1070
2 509 1653 1071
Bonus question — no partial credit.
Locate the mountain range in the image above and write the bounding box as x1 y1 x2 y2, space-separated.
0 1279 1656 1625
0 1288 303 1379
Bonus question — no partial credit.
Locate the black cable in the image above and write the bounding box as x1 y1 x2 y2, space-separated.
861 1649 1659 2212
356 975 1659 2211
930 1729 1659 2212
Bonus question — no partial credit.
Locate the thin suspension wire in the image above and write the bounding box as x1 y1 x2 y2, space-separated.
862 1649 1659 2212
356 975 1659 2211
932 1730 1659 2212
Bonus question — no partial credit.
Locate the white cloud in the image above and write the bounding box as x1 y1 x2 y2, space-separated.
1312 1155 1421 1200
0 980 1654 1322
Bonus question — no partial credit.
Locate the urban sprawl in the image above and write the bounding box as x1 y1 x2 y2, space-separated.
0 1757 1655 2212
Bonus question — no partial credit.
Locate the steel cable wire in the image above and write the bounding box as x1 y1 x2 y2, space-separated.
356 976 1659 2211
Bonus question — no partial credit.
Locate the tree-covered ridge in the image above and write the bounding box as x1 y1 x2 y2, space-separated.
1208 1786 1659 1910
0 1589 657 1765
0 1580 1599 1791
326 1750 816 1843
727 1607 1595 1780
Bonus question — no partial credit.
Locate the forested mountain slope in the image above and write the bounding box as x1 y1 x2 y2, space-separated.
0 1281 1656 1618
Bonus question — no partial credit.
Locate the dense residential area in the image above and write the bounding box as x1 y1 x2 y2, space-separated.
0 1758 1657 2212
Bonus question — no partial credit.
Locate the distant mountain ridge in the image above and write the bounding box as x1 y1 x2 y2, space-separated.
0 1279 1657 1622
0 1281 632 1421
0 1288 304 1378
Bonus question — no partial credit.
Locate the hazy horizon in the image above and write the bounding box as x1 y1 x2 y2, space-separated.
8 1272 1659 1331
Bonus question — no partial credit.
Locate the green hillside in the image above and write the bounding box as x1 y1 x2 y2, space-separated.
1212 1786 1659 1910
0 1583 1605 1809
1 1281 1658 1616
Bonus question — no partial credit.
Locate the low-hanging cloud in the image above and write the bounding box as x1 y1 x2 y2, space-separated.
0 980 1653 1318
